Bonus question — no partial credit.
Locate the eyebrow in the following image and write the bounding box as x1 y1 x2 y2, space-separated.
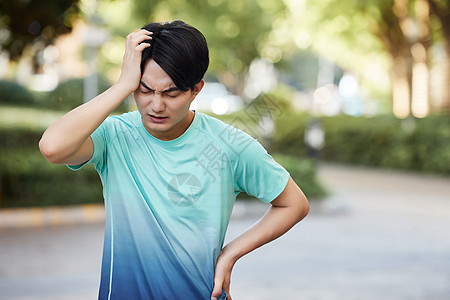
140 81 180 93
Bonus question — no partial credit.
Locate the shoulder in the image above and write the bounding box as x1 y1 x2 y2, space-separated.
195 112 249 141
104 111 140 129
195 112 231 133
109 110 140 124
195 112 263 159
96 111 140 140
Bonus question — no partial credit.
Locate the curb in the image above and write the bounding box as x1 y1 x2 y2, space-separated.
0 202 258 229
0 198 346 229
0 204 106 229
0 202 257 229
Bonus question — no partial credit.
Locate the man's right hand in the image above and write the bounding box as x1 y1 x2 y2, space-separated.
39 29 153 166
118 29 153 93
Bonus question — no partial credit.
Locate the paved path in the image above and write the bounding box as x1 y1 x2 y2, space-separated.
0 164 449 299
229 164 450 299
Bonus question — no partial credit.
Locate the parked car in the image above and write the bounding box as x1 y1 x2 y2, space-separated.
191 82 243 115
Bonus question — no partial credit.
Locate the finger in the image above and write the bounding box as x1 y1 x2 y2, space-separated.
133 29 153 37
135 43 151 52
130 39 151 49
223 277 230 294
222 277 231 300
140 29 153 34
135 32 153 41
127 30 153 42
127 30 140 40
211 278 223 300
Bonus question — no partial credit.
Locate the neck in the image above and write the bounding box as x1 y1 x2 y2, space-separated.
148 110 195 141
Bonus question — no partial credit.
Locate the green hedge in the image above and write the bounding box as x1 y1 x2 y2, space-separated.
272 113 450 175
272 154 328 199
37 77 130 112
0 127 103 208
0 81 35 106
0 78 128 113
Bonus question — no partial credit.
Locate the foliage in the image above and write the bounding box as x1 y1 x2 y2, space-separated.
0 127 102 208
272 154 328 200
0 80 35 106
93 0 287 92
40 76 128 112
0 79 129 113
272 112 450 175
0 105 63 131
271 112 310 156
281 0 450 115
0 0 80 59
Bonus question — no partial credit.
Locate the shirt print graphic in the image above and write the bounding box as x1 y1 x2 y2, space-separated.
167 173 202 207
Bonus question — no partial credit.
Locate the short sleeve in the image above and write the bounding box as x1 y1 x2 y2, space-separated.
233 135 290 203
67 119 109 173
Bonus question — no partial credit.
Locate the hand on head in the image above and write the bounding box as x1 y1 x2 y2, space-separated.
118 29 153 93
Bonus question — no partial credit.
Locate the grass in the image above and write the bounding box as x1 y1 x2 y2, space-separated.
0 105 64 130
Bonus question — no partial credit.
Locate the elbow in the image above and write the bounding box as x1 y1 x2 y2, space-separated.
39 137 64 164
295 194 310 222
292 191 310 223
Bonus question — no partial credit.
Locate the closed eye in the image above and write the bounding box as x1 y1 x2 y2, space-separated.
139 81 181 97
165 91 181 98
139 82 153 94
139 88 153 94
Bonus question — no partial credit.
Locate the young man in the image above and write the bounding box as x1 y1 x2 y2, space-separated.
39 20 309 300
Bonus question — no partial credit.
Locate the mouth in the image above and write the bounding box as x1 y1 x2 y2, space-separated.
149 114 169 123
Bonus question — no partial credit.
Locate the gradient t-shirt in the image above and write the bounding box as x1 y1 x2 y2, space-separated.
69 110 290 300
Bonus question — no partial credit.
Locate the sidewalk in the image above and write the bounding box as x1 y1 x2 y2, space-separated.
316 162 450 220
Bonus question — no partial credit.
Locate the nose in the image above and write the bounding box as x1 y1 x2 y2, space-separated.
150 94 165 113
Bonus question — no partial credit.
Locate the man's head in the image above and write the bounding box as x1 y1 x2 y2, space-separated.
134 21 208 141
140 20 209 92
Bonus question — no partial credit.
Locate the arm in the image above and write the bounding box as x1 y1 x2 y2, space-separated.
211 177 309 300
39 29 152 165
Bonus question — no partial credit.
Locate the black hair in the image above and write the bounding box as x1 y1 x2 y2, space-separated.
140 20 209 92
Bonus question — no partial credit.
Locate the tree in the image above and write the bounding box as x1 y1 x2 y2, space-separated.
93 0 285 94
427 0 450 112
283 0 448 117
0 0 80 60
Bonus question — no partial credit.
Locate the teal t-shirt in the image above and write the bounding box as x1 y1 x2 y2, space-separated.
69 110 289 300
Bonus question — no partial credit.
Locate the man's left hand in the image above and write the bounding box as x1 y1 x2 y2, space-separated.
211 248 236 300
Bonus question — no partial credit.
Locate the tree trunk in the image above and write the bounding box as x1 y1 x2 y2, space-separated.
392 53 411 118
441 41 450 113
411 0 431 117
411 42 430 117
427 0 450 113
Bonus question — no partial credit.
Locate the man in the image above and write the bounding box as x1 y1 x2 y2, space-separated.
39 20 309 300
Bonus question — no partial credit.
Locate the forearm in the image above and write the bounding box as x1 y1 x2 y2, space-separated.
224 177 309 264
39 82 132 163
211 184 309 299
221 200 308 264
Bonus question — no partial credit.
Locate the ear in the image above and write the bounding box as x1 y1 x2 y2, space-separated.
190 79 205 101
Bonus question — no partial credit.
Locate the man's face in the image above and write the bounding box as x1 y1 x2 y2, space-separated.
134 59 203 141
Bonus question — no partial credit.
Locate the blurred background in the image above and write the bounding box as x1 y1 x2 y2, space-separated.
0 0 449 299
